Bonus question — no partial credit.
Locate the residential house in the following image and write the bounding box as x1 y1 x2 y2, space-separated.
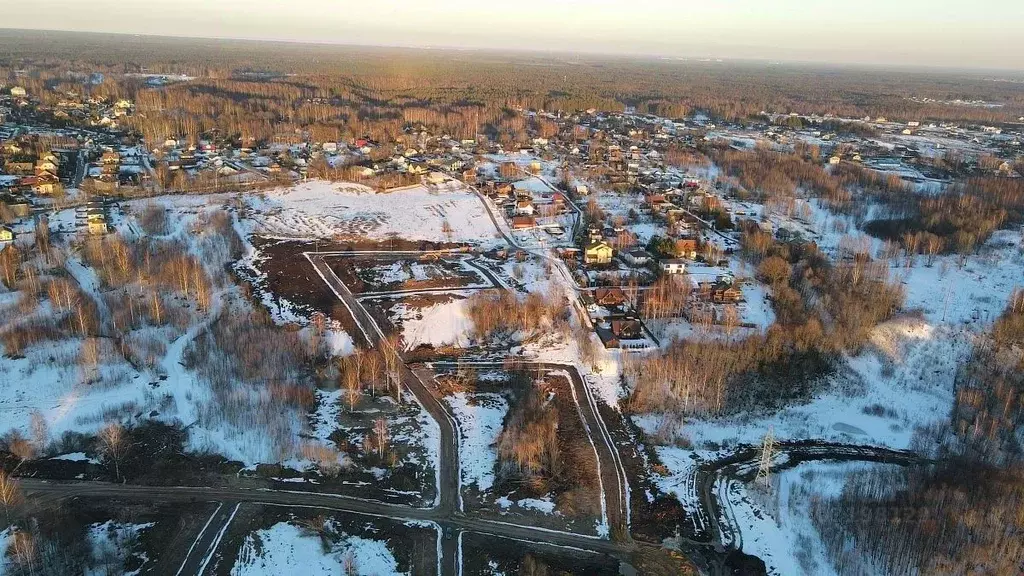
10 87 26 98
584 241 614 265
511 215 536 230
621 249 653 267
3 161 34 175
660 259 687 275
0 225 14 243
598 317 645 349
593 287 626 308
87 219 108 235
698 281 742 304
35 156 59 176
674 238 699 259
499 162 519 179
610 318 643 339
514 198 535 216
32 173 62 195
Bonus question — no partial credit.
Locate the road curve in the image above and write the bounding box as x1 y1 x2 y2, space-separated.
430 360 631 543
696 442 930 554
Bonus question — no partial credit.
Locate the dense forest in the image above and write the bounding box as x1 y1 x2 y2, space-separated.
3 29 1024 152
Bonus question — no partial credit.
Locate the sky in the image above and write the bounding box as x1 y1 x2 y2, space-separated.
4 0 1024 70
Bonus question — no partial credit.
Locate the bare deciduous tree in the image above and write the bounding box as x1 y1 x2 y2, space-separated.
98 422 129 482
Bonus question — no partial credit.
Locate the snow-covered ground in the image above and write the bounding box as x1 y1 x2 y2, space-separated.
85 520 154 576
241 180 501 245
387 296 475 351
447 392 508 492
0 195 371 470
724 461 896 576
636 216 1024 570
0 527 13 574
640 313 970 456
231 521 407 576
896 228 1024 325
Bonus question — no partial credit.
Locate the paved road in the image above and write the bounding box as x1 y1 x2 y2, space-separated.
18 479 633 558
305 252 461 514
305 251 465 574
305 242 630 547
431 360 631 543
466 184 592 328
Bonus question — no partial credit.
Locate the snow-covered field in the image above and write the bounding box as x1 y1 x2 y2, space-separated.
724 461 896 576
231 521 408 576
896 228 1024 325
0 193 439 476
242 180 500 245
386 296 475 351
447 392 508 492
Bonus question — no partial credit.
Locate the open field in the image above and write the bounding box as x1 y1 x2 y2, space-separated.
241 181 502 246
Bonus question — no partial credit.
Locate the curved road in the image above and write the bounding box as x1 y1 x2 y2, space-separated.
14 189 936 575
695 442 930 555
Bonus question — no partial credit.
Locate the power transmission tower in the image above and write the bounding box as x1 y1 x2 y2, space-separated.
757 426 776 488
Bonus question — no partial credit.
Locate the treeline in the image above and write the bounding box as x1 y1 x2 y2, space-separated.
4 30 1024 144
628 226 903 415
496 376 560 492
712 145 1024 258
865 177 1024 257
494 372 602 518
0 207 234 359
808 462 1024 576
948 290 1024 465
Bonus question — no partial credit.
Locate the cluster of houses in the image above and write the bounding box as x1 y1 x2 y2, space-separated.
583 287 648 349
3 83 134 129
76 197 112 236
0 138 67 198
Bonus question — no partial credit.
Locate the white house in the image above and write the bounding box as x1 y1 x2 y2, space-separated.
660 259 687 275
621 249 653 267
515 199 535 216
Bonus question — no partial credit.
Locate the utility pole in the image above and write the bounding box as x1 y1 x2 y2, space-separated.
757 425 775 489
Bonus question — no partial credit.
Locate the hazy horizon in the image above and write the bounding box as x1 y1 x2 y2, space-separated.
5 0 1024 71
